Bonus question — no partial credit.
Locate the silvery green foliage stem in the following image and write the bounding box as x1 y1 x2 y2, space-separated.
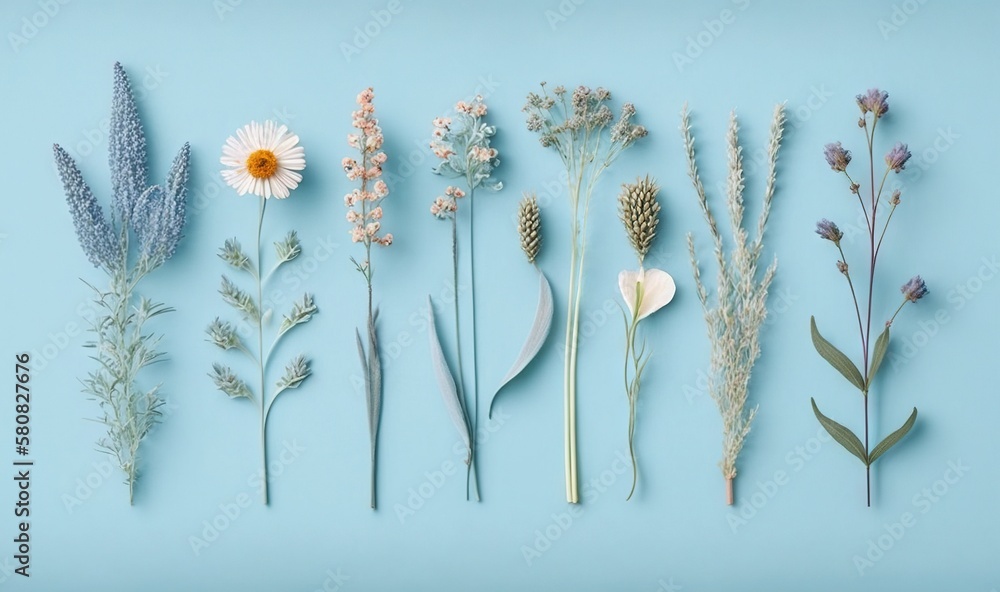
523 83 647 503
810 89 923 507
681 104 785 505
53 62 190 505
208 200 316 505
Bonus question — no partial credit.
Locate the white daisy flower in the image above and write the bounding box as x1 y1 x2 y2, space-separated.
221 120 305 199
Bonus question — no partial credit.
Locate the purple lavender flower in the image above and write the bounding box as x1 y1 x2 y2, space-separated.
901 275 928 302
856 88 889 118
815 219 844 244
53 144 119 268
885 142 912 172
823 142 852 172
109 62 148 224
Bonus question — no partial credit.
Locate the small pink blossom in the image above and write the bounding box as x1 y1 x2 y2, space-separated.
369 206 383 220
370 152 387 165
431 143 454 159
350 225 365 243
455 101 472 114
379 233 393 246
365 222 381 236
432 117 451 128
357 87 374 104
473 102 487 117
374 180 388 197
346 210 359 223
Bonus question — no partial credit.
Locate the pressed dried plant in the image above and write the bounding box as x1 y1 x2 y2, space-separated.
617 176 675 500
53 62 190 505
210 120 314 505
489 194 553 415
681 103 785 505
524 83 647 503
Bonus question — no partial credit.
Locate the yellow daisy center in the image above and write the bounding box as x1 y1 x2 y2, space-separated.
246 149 279 179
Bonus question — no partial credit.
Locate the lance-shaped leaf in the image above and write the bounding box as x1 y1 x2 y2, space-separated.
867 326 890 389
489 270 553 418
427 296 472 460
219 275 259 321
811 316 865 392
366 309 383 447
206 318 243 351
868 407 917 465
811 398 868 465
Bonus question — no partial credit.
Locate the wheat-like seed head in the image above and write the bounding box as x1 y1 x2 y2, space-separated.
619 175 661 263
517 193 541 264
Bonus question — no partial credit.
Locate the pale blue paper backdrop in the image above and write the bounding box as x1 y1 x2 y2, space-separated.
0 0 996 590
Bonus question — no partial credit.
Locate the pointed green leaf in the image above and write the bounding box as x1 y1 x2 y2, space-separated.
811 398 868 465
868 407 917 465
867 326 890 389
811 316 865 392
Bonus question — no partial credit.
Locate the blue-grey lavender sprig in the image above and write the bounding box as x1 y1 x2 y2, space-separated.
53 144 119 268
110 61 148 223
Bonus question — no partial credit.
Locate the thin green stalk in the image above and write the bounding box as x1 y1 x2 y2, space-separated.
466 182 481 502
256 196 268 505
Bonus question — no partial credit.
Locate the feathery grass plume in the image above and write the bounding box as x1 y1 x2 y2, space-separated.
345 88 391 509
524 83 647 503
681 103 785 505
489 193 553 417
53 62 190 505
427 95 502 502
211 119 313 505
810 89 924 507
617 176 675 500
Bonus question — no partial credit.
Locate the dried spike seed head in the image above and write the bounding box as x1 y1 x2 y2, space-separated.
517 193 542 264
619 175 661 262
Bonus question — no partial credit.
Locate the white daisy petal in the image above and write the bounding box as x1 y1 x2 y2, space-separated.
220 119 307 199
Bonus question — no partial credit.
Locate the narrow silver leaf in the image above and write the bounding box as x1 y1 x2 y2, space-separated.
489 270 554 417
427 296 471 454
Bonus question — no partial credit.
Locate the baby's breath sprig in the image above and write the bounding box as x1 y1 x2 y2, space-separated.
54 63 190 505
211 119 314 505
682 103 785 505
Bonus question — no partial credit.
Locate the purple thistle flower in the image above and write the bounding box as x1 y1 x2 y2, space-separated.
856 88 889 118
815 219 844 244
901 275 928 302
823 142 852 172
109 62 148 224
885 142 912 172
53 144 119 268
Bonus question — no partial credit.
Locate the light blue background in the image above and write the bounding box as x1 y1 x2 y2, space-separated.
0 0 996 590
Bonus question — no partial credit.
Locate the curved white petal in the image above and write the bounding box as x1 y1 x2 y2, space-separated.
220 120 306 199
619 268 676 321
